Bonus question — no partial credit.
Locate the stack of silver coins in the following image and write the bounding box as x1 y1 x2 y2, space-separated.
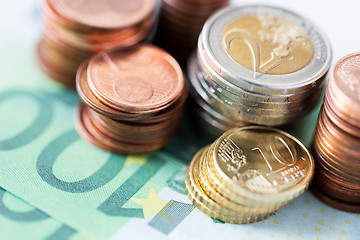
188 5 332 139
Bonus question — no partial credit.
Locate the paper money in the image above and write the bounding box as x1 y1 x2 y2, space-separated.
0 85 203 239
0 0 359 240
0 187 89 240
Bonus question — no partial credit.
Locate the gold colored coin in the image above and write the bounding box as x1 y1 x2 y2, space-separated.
185 147 274 223
222 14 314 75
187 147 244 218
205 142 288 209
197 145 278 214
185 126 314 224
212 126 314 202
185 176 274 224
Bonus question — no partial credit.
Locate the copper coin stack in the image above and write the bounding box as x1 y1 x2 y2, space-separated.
75 44 187 154
36 0 159 87
312 53 360 212
154 0 229 64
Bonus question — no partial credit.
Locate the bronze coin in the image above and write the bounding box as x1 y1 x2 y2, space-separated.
314 130 360 176
323 97 360 138
50 0 156 30
75 48 186 155
78 103 171 155
36 39 76 88
311 185 360 213
317 113 360 161
76 61 158 120
319 107 360 153
88 107 182 143
313 151 360 190
87 44 185 113
38 0 158 87
329 53 360 119
313 137 360 180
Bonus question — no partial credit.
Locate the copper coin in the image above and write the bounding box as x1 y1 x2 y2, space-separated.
46 14 157 52
329 52 360 118
313 135 360 179
314 129 360 175
97 91 186 126
315 161 360 195
38 0 158 87
317 112 360 162
326 82 360 129
323 96 360 138
43 0 74 30
75 103 118 154
163 0 228 15
317 112 360 163
319 107 360 151
88 107 182 138
87 44 185 112
312 142 357 182
313 146 360 188
315 177 360 201
36 39 76 88
76 61 156 120
154 0 228 63
311 185 360 213
77 103 170 155
86 105 182 145
312 172 360 204
50 0 156 30
38 36 84 74
310 53 360 212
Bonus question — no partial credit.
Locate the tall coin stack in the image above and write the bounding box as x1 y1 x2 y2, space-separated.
185 126 315 223
75 44 187 155
188 55 249 140
37 0 159 87
311 53 360 212
188 5 332 138
154 0 229 64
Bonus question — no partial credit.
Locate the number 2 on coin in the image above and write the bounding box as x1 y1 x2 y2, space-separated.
223 29 282 77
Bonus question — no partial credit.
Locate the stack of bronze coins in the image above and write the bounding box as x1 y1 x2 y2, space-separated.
37 0 159 87
75 44 187 154
155 0 229 64
188 5 332 138
311 53 360 212
185 126 315 223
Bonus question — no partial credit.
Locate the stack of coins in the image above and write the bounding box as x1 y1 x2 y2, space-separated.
187 54 249 140
75 44 187 154
185 126 315 223
311 53 360 212
154 0 229 64
37 0 159 87
188 5 332 138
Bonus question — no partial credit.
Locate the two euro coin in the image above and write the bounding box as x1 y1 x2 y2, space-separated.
188 5 332 138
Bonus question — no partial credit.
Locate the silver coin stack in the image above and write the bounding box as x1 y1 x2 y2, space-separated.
188 5 332 139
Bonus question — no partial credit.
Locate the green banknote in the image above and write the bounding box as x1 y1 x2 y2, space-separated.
0 187 90 240
0 80 200 239
0 1 359 240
